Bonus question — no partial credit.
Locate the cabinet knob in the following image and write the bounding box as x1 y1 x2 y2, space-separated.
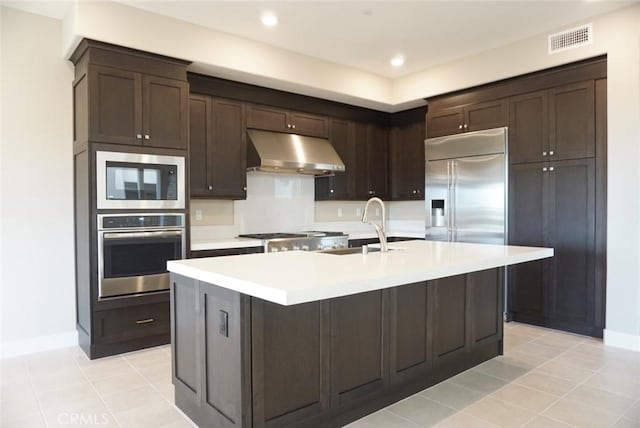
463 124 468 129
287 124 291 129
208 186 213 190
549 166 554 171
243 186 247 191
542 167 548 172
549 150 554 156
291 124 296 129
144 134 150 140
136 134 142 139
330 189 334 193
542 151 547 156
458 125 463 130
412 190 416 194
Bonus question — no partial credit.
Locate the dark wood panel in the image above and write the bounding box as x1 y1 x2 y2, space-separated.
330 290 388 406
172 276 198 394
388 121 425 200
252 300 329 426
366 124 388 198
74 73 89 145
211 99 247 198
470 269 502 345
548 159 595 325
508 162 548 319
465 99 508 132
291 112 329 138
93 302 170 344
315 119 353 200
74 151 91 336
427 106 464 138
89 65 142 145
353 122 369 199
549 81 595 160
432 275 468 363
143 75 188 149
201 283 244 427
594 78 607 335
246 104 288 133
390 282 431 381
189 95 211 197
508 90 548 164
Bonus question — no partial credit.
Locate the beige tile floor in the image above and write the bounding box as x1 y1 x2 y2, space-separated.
1 323 639 428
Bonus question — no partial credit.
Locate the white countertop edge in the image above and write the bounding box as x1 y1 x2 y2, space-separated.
169 245 553 306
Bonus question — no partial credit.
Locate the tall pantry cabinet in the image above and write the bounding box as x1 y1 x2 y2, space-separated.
508 78 606 337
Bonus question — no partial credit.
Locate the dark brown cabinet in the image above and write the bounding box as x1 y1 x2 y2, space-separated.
88 65 188 149
427 99 507 138
388 121 425 200
509 81 595 164
508 159 597 335
315 119 355 200
246 104 329 138
189 95 247 199
354 123 388 199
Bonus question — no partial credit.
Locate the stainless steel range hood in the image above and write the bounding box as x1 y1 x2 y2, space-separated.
246 129 345 176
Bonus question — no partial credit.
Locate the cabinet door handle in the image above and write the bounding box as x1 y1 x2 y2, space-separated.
291 124 296 129
208 186 213 190
463 124 468 129
542 167 548 172
549 166 554 171
330 189 334 193
243 186 247 191
549 150 554 156
136 318 155 324
542 151 547 156
144 134 150 140
287 124 291 129
136 134 142 140
458 125 463 130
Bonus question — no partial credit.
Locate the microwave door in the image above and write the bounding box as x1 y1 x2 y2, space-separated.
425 159 451 242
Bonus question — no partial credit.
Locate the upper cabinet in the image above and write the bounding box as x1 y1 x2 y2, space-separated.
388 121 426 200
510 81 595 164
246 104 329 138
315 119 355 200
353 123 388 200
71 40 189 151
189 94 247 199
426 99 507 138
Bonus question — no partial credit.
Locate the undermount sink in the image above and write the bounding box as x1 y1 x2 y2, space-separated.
319 247 381 255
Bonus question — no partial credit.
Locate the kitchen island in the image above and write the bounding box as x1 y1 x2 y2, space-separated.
168 240 552 428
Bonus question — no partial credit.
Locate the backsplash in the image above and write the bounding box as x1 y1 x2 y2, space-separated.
190 175 426 240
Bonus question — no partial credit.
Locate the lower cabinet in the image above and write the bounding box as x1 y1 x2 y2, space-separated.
171 268 503 428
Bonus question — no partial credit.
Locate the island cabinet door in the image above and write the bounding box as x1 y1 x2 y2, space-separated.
431 274 470 370
329 290 390 407
389 282 432 383
171 275 201 417
469 268 504 352
251 299 330 428
199 283 251 428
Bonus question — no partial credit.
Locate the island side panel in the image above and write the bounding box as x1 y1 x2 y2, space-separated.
470 268 504 354
251 299 330 427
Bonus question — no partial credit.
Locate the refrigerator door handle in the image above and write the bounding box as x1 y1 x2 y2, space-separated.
451 160 457 242
446 160 452 241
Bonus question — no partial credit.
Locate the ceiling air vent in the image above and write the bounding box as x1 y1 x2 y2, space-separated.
548 23 593 54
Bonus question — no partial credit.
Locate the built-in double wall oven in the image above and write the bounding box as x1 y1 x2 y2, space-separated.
95 151 186 299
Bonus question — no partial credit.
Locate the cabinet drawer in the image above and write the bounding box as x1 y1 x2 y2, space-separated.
94 302 170 344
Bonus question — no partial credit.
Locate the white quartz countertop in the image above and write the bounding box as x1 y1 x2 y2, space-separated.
169 240 553 306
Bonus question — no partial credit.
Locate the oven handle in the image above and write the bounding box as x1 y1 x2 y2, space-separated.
103 230 183 240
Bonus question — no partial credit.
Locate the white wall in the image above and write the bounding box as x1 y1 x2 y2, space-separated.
0 7 76 357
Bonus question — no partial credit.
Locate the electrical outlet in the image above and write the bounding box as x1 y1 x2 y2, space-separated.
337 208 343 217
195 209 203 221
356 208 362 217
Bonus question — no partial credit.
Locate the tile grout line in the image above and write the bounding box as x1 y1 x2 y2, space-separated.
378 408 424 427
23 356 48 427
609 397 640 428
73 353 125 428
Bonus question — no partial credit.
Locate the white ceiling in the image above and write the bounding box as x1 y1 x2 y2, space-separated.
2 0 636 80
111 0 635 78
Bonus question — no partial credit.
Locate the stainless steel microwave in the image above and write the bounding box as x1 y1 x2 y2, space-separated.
96 151 185 210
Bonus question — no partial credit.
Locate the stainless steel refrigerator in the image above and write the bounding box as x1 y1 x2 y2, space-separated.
425 127 507 245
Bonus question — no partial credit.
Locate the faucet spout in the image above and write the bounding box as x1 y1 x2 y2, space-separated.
361 197 388 252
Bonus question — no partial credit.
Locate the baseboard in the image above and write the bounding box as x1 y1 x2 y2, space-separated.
1 330 78 359
603 329 640 352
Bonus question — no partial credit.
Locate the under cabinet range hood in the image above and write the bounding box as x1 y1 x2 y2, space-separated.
246 129 345 176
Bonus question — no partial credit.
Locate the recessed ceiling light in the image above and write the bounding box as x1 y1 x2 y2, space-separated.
261 11 278 27
390 55 405 67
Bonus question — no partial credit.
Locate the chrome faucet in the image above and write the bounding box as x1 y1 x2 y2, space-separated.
361 197 389 252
